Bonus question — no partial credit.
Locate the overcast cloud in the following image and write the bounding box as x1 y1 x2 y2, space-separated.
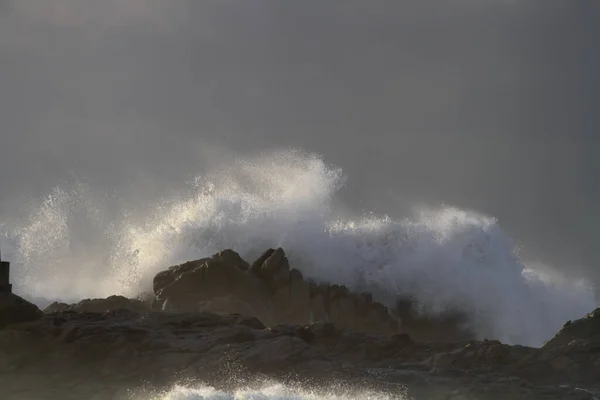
1 1 599 287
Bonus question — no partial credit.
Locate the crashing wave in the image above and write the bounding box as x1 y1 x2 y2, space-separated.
0 149 595 346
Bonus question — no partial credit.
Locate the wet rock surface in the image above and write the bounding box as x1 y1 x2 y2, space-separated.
152 248 399 335
1 249 599 399
44 295 151 314
0 308 598 399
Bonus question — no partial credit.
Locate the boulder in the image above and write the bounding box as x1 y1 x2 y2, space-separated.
212 249 251 271
250 248 276 274
151 247 401 336
196 295 277 327
155 250 265 302
43 295 150 314
251 247 291 287
152 249 252 298
154 250 271 317
3 308 600 400
0 292 43 328
153 258 210 296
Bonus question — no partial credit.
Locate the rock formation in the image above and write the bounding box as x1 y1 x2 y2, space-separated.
1 306 599 399
36 248 472 340
0 292 43 328
152 248 399 335
2 248 599 399
44 295 151 314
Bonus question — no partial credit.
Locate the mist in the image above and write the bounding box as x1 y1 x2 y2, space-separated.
1 0 599 294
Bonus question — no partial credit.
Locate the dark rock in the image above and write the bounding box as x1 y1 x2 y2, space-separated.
1 307 600 399
212 249 251 271
237 317 266 330
543 308 600 351
289 268 303 282
149 248 401 336
153 257 209 296
252 247 290 282
43 295 150 314
0 292 43 328
250 248 276 274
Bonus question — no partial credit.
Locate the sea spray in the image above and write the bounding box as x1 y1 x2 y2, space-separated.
143 383 404 400
0 149 595 346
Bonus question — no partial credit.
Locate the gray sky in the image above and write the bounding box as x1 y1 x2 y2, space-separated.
1 1 599 287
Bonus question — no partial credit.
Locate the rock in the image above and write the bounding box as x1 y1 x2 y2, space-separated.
250 248 276 274
2 308 600 399
44 301 71 313
289 268 303 282
196 295 275 326
251 247 290 284
43 295 150 314
543 308 600 351
153 257 209 296
211 249 251 270
149 248 402 336
551 356 572 370
237 317 266 330
158 259 264 304
0 292 43 328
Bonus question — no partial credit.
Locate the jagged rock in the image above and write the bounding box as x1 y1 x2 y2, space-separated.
211 249 251 271
1 307 600 399
0 292 43 328
251 247 290 284
153 257 210 296
196 295 276 326
155 251 267 312
152 249 251 299
543 308 600 351
250 248 276 274
237 316 266 330
289 268 303 282
43 295 150 314
149 248 402 336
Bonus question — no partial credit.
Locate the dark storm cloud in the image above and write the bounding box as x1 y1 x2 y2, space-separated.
1 1 599 285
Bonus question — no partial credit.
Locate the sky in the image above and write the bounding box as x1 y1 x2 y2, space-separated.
0 1 599 288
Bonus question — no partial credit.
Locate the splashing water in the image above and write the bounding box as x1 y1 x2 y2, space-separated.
142 383 403 400
0 149 595 346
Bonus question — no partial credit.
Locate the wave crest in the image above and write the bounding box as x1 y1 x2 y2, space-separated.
0 149 595 346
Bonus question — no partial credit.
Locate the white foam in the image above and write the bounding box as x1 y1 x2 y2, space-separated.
144 384 401 400
0 149 596 346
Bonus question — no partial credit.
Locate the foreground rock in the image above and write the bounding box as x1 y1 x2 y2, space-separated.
36 247 472 342
153 248 400 335
44 295 151 314
2 249 597 398
0 307 599 399
0 292 43 328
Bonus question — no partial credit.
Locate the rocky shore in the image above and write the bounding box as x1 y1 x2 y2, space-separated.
1 248 599 399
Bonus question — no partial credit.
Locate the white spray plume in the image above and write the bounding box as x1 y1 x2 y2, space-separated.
0 149 595 346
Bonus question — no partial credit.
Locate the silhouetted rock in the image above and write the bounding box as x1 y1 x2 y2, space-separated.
43 295 150 314
543 308 600 350
150 248 399 335
1 308 599 399
0 292 43 328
